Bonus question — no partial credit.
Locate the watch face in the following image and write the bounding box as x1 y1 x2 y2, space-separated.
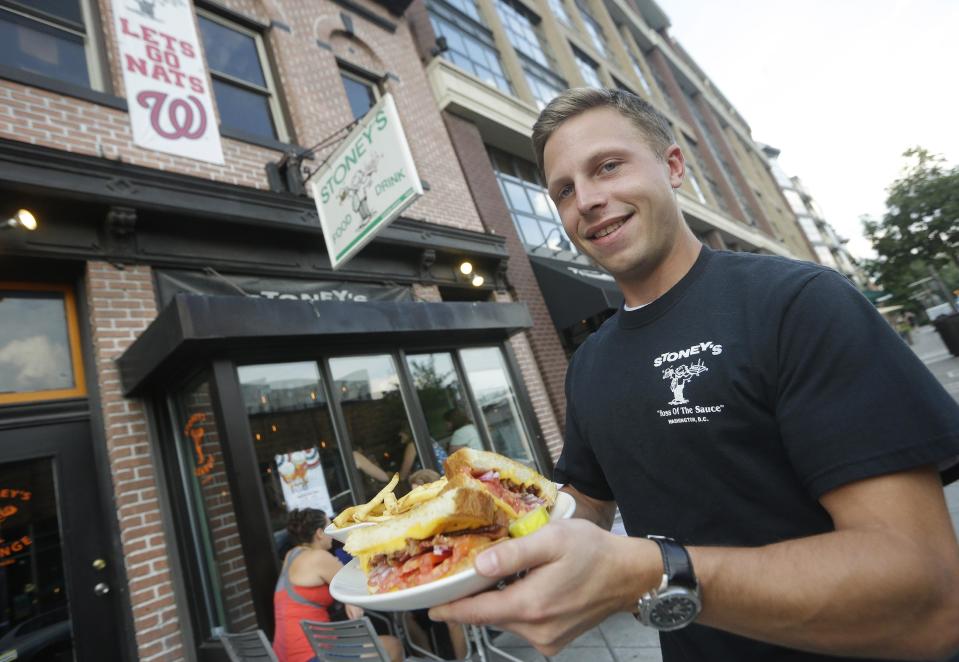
650 594 699 630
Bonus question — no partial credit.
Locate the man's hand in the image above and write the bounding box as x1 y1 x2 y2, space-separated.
428 519 661 655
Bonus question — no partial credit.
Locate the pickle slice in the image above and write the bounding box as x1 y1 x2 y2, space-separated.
509 506 549 537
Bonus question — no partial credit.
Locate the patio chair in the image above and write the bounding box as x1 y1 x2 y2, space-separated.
302 617 392 661
219 629 279 662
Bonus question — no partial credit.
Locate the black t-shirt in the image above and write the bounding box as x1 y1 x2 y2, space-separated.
554 247 959 662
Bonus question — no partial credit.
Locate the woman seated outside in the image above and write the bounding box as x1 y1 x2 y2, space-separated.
273 508 404 662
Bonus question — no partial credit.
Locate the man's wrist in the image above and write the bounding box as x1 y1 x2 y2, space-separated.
613 535 665 613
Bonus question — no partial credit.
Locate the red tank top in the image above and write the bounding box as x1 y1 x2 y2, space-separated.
273 548 335 662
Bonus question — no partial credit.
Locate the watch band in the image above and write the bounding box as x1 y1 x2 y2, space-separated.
647 535 697 590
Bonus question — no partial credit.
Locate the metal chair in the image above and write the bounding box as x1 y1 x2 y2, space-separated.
219 629 279 662
302 617 392 661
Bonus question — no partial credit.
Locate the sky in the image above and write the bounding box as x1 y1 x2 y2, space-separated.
659 0 959 258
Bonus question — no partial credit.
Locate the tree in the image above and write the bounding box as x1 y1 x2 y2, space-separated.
863 148 959 308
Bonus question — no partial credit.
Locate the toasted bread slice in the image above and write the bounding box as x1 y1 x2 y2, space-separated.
445 448 557 519
344 486 503 559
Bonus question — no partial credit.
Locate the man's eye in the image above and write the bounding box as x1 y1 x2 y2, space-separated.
557 185 573 199
601 161 620 173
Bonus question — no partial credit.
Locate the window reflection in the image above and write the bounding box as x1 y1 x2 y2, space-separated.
459 348 534 465
238 362 349 556
172 377 256 636
0 293 73 394
329 355 421 497
406 353 479 468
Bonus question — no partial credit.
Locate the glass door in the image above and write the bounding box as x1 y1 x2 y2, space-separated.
0 420 122 661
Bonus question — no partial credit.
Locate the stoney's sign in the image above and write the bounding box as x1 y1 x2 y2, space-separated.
112 0 224 164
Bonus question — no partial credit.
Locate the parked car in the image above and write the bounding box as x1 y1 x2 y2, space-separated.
0 609 71 662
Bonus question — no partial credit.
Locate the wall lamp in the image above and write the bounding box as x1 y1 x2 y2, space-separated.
3 209 38 231
458 260 485 287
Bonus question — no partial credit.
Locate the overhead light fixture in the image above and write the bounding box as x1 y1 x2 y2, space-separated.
3 209 38 231
459 261 474 275
471 275 485 287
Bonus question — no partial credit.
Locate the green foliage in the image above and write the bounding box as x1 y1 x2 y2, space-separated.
863 148 959 306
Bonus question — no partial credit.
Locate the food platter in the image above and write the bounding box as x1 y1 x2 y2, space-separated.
329 491 575 611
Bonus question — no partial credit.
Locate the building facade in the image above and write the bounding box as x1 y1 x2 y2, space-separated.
0 0 566 659
762 144 867 285
404 0 818 428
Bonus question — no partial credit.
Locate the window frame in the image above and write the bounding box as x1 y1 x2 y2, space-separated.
196 7 290 143
0 0 107 92
0 281 87 405
426 0 513 95
339 65 382 120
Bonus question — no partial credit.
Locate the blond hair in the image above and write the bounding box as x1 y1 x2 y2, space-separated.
532 88 675 174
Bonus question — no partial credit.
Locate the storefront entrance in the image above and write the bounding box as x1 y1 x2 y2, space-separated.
0 419 123 661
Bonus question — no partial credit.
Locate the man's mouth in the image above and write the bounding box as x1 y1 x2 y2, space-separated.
587 214 631 240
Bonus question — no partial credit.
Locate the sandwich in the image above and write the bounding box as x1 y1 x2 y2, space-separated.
344 485 508 593
445 448 558 520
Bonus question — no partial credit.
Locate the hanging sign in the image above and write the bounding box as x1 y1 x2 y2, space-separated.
275 447 333 515
112 0 224 164
310 93 423 270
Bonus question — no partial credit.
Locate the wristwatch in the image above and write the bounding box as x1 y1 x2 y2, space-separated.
636 535 702 631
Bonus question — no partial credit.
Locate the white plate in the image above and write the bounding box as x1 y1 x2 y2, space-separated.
329 491 575 611
324 520 374 543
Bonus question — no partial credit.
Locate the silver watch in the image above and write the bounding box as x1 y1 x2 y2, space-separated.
637 535 702 631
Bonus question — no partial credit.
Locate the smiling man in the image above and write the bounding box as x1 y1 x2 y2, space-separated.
429 88 959 662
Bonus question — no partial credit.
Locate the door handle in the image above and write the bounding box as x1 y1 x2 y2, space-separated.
93 582 110 597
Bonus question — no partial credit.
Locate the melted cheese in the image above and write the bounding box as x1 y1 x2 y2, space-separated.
351 514 491 565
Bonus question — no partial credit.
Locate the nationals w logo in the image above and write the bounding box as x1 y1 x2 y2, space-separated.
136 91 207 140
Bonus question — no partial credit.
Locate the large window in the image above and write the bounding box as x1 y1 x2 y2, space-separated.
340 69 379 120
0 0 102 89
0 283 86 405
547 0 571 26
428 0 512 95
198 11 288 142
684 136 730 214
573 47 602 88
684 164 708 204
626 48 652 96
575 0 608 57
489 147 575 255
494 0 566 109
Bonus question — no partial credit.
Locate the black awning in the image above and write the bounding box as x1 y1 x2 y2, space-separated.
528 255 623 330
118 294 531 396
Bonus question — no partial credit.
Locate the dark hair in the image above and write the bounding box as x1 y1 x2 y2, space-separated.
286 508 328 545
532 87 675 175
443 407 470 429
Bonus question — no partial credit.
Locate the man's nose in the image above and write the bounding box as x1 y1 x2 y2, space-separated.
575 180 606 215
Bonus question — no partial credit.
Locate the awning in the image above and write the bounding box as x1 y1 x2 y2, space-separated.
528 255 623 330
118 294 531 395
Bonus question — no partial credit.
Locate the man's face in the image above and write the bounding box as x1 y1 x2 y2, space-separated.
543 107 685 280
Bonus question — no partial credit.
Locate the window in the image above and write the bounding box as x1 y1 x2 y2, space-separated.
547 0 571 27
0 0 102 89
685 164 707 204
575 0 607 56
798 216 823 243
198 11 287 142
489 147 575 255
626 48 652 96
428 0 512 95
0 283 86 405
405 352 477 463
494 0 566 109
340 69 379 120
460 347 535 465
573 47 602 88
684 137 730 214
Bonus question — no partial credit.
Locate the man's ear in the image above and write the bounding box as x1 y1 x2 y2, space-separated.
664 144 686 189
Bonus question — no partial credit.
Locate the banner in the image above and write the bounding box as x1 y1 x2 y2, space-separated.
112 0 224 164
275 447 333 515
310 93 423 269
155 269 412 307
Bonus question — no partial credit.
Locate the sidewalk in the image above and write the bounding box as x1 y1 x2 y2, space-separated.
487 325 959 662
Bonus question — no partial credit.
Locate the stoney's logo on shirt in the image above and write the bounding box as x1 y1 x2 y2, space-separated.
653 341 726 424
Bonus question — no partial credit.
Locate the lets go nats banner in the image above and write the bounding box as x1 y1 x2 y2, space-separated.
112 0 224 164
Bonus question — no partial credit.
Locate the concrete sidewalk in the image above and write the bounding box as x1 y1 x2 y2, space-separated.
486 325 959 662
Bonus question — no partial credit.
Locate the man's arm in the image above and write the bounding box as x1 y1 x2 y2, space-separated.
687 465 959 660
562 484 616 530
431 466 959 660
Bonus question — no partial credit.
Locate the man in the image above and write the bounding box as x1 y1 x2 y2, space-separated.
429 88 959 661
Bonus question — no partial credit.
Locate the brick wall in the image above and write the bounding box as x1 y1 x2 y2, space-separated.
441 112 569 440
84 262 185 661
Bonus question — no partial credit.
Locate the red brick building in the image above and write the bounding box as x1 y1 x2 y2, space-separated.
0 0 564 659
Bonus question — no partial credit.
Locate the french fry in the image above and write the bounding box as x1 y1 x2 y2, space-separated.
331 474 449 527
